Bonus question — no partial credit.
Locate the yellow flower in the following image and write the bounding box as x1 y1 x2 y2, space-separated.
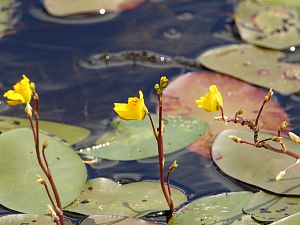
196 85 223 112
114 90 148 120
3 75 32 106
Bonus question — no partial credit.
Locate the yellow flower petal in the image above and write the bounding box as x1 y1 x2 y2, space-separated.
114 90 148 120
195 85 223 112
3 74 32 106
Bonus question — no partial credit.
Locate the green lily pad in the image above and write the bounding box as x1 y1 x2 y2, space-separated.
272 212 300 224
198 44 300 95
65 178 187 217
0 214 73 225
80 115 207 160
0 128 87 214
43 0 144 17
244 191 300 222
231 215 260 225
0 0 18 39
168 191 253 225
264 0 300 8
80 215 156 225
235 0 300 50
0 116 90 145
212 129 300 195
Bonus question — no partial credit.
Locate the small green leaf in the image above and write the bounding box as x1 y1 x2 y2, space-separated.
168 192 254 225
80 115 207 160
0 214 73 225
244 191 300 222
65 178 187 217
0 116 90 145
235 0 300 50
212 129 300 195
80 215 156 225
0 128 87 214
198 44 300 95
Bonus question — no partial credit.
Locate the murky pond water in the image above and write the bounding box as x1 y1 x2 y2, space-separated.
0 0 299 224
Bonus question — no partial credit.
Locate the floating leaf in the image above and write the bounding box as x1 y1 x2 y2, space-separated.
0 116 90 145
80 115 207 160
65 178 187 217
43 0 144 17
0 0 19 39
231 215 260 225
168 192 253 225
198 44 300 94
244 191 300 222
161 71 289 157
235 0 300 50
264 0 300 8
0 214 73 225
212 129 300 195
0 128 87 214
80 215 156 225
272 212 300 224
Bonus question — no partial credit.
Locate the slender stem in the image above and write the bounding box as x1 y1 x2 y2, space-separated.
42 145 49 171
255 100 266 127
147 113 158 140
41 183 58 216
166 171 174 212
31 98 65 225
157 94 171 210
220 106 225 122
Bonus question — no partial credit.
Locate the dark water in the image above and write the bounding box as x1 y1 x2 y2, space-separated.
0 0 299 224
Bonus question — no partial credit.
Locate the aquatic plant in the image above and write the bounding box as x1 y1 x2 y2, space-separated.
197 86 300 181
3 75 66 225
114 76 178 216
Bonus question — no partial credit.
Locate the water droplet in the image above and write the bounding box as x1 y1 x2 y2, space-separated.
163 28 181 39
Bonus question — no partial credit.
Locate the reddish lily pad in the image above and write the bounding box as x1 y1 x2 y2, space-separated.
212 129 300 195
44 0 144 17
235 0 300 50
162 71 289 157
65 178 187 217
198 44 300 94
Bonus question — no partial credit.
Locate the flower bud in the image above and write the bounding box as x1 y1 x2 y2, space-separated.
36 174 46 185
228 135 241 143
42 140 49 149
47 204 57 218
169 160 178 173
264 88 273 102
272 136 282 143
276 170 286 181
237 108 246 115
279 121 288 131
160 76 169 89
29 82 36 92
25 103 32 117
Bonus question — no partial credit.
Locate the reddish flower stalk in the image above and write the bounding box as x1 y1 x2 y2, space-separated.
28 96 65 225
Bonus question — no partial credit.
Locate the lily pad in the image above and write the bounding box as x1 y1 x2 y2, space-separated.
231 215 260 225
272 212 300 224
43 0 144 17
0 128 87 214
264 0 300 8
244 191 300 222
80 215 156 225
212 129 300 195
162 71 289 157
65 178 187 217
168 191 253 225
0 214 73 225
0 0 19 39
235 0 300 50
198 44 300 94
80 115 207 160
0 116 90 145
